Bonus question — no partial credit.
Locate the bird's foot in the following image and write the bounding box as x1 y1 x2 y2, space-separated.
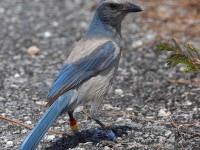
94 129 115 140
106 130 115 140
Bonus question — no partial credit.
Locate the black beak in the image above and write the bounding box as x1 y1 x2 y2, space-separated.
126 4 143 12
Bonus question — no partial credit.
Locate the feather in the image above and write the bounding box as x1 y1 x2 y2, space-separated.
46 41 118 106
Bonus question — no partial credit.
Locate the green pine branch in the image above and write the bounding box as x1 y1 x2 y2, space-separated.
156 39 200 72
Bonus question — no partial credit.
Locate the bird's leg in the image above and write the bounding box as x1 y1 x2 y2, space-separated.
93 117 115 140
84 109 107 131
68 111 79 133
85 108 115 140
92 117 109 133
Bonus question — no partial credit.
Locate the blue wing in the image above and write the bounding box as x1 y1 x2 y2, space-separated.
47 41 118 105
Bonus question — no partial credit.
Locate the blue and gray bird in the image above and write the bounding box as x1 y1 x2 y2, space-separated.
19 0 142 149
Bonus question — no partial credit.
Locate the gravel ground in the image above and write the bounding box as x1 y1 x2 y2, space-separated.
0 0 199 150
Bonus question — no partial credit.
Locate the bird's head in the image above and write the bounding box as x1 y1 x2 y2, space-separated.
97 0 142 26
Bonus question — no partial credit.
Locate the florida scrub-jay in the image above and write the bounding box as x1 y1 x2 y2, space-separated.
19 0 142 149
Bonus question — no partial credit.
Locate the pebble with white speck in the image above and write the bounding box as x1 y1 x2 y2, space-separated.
27 46 40 56
126 107 133 111
76 148 86 150
35 101 46 106
132 40 143 48
116 117 124 122
0 97 5 101
6 141 14 147
158 108 171 117
43 31 52 38
21 129 28 134
165 130 172 137
46 135 55 141
74 106 84 113
25 121 32 125
14 73 20 78
104 146 111 150
115 89 123 96
102 104 120 110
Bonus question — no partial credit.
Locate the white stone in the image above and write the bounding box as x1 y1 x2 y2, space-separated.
126 108 133 111
146 33 155 40
103 104 120 110
52 21 59 27
186 101 192 106
104 146 111 150
116 117 123 122
179 67 185 72
47 135 55 141
6 141 14 147
44 31 52 38
57 119 65 124
25 121 32 125
35 101 46 106
103 104 113 110
24 116 30 120
14 73 20 78
76 148 85 150
74 106 84 113
115 89 123 95
27 46 40 55
158 108 171 117
165 130 172 137
146 116 154 119
0 97 5 101
125 118 132 124
113 106 120 110
132 40 143 49
21 129 28 134
0 8 5 14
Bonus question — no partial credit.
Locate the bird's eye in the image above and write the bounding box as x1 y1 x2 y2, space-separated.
109 3 118 10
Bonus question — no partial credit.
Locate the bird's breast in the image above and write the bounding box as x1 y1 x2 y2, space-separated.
77 52 121 103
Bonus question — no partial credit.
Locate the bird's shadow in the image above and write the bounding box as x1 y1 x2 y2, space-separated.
45 125 138 150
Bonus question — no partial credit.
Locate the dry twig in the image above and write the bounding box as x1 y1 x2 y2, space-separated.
0 116 72 137
168 80 200 85
171 118 185 150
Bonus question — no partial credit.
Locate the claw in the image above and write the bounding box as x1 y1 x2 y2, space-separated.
93 129 115 140
106 130 115 140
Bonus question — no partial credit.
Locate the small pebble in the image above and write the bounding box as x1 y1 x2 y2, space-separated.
6 141 13 147
74 106 84 113
103 104 113 110
146 33 155 40
44 31 52 38
21 129 28 134
24 116 30 120
126 108 133 111
35 101 46 106
52 21 59 27
76 148 85 150
14 73 20 78
186 101 192 106
0 97 5 101
125 119 132 125
116 117 123 122
25 121 32 125
132 40 143 49
27 46 40 55
103 104 120 110
115 89 123 96
104 146 111 150
47 135 55 141
165 130 172 137
158 108 171 117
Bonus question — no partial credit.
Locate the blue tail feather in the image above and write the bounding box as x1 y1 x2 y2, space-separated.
19 90 77 150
